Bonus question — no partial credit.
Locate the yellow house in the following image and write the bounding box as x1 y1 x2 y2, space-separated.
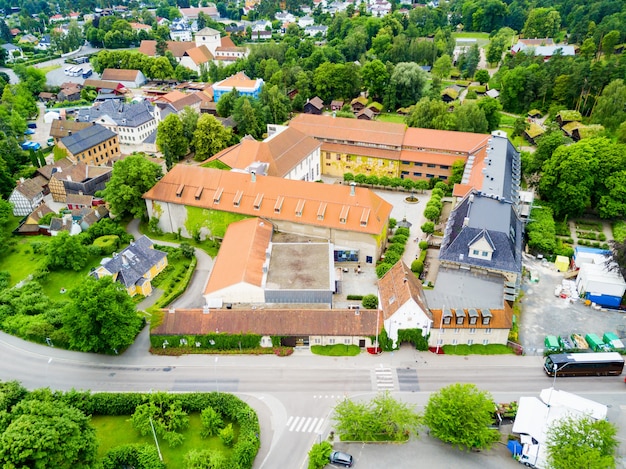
92 235 168 296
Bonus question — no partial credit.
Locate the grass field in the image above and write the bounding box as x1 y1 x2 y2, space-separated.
311 344 361 356
92 413 235 469
377 113 405 123
452 32 491 47
38 64 60 74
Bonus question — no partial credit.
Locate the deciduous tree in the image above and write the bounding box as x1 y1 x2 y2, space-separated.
591 79 626 131
424 383 500 451
98 155 163 219
192 114 232 162
157 114 188 169
46 232 89 271
0 398 98 468
63 276 142 353
546 415 618 469
233 97 264 139
387 62 427 110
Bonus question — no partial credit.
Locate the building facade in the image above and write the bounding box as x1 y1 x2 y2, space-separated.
57 124 120 166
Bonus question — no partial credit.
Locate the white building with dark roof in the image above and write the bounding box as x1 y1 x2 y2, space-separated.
75 100 157 147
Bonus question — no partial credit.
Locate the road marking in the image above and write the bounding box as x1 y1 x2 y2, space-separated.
287 416 325 433
375 367 395 390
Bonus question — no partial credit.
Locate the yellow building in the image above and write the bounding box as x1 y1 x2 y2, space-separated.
92 236 168 296
288 114 490 183
57 123 120 166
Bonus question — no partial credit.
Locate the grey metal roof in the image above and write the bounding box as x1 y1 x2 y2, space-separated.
75 100 155 127
60 124 117 155
96 235 167 288
423 268 505 310
143 129 157 144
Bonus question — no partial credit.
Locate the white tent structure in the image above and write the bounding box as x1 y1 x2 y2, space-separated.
43 111 60 123
511 389 607 468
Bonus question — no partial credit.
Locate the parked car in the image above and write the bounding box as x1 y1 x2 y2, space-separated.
27 122 37 129
329 451 353 467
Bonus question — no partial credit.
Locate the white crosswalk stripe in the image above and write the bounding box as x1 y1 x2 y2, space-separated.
375 367 395 390
286 416 326 433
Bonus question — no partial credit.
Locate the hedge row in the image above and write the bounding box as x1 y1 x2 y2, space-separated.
151 333 262 351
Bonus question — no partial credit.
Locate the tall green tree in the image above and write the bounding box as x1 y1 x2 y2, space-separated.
98 155 163 219
63 276 142 353
477 96 502 131
216 88 240 117
454 101 488 133
131 392 189 447
387 62 428 110
360 59 389 102
432 54 452 79
157 114 188 169
179 106 199 151
546 415 618 469
233 97 264 139
424 383 500 451
0 398 98 468
46 232 89 271
405 97 455 130
522 8 561 38
591 79 626 131
192 114 232 162
260 84 291 124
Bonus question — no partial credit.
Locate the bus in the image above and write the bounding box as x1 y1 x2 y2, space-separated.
72 67 83 77
544 352 624 377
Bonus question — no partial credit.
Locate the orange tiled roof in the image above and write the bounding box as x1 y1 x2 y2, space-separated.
143 165 392 236
152 308 382 336
214 71 259 90
289 113 406 148
212 128 321 177
430 302 513 330
185 45 214 64
204 218 272 295
452 145 489 196
378 261 431 320
403 127 489 154
101 68 141 81
138 40 196 57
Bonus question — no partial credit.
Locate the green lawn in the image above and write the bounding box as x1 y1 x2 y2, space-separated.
92 413 235 469
311 344 361 356
38 64 60 74
452 32 490 40
442 344 515 355
0 236 50 288
136 220 220 257
377 113 406 124
499 112 519 126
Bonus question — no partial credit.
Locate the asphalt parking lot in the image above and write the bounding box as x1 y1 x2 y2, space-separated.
330 433 520 469
519 254 626 354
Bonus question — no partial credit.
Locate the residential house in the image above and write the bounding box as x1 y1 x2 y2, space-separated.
57 123 120 166
251 31 272 41
169 20 193 42
129 22 152 32
18 34 38 45
180 6 220 20
523 123 545 145
100 69 147 88
83 79 126 94
152 307 381 349
143 165 393 262
14 203 54 235
303 96 324 114
79 205 109 231
38 92 56 103
66 193 93 210
214 36 246 63
75 100 157 147
556 110 582 127
298 15 315 28
42 158 112 203
304 25 328 37
208 126 322 180
441 85 461 103
378 261 433 347
49 214 81 236
153 91 203 121
57 83 82 102
8 177 46 216
49 120 92 143
212 72 264 102
92 235 168 297
138 40 214 73
1 43 23 62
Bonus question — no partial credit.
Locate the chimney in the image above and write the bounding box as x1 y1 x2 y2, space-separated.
350 182 356 196
251 170 256 182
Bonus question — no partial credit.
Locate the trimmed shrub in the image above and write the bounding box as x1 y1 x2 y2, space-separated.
421 222 435 234
376 263 393 278
411 260 424 275
362 294 378 309
418 241 428 250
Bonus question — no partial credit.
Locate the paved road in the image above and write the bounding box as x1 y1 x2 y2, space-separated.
2 328 626 468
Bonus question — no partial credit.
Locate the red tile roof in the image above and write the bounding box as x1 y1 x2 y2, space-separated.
152 308 382 336
378 261 431 320
143 165 392 236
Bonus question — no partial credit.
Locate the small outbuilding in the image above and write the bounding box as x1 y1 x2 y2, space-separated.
554 255 569 273
575 262 626 308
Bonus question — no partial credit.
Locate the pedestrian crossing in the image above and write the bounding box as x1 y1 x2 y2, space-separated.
375 366 395 390
286 416 325 433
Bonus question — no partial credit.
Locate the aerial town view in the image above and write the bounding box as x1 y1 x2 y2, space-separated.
0 0 625 467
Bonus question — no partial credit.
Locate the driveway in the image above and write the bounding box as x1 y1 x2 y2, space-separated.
519 254 625 354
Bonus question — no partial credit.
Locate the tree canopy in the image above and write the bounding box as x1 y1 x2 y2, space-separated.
157 114 188 169
424 383 500 451
63 276 143 353
0 398 98 468
546 415 618 469
193 114 233 162
98 155 163 219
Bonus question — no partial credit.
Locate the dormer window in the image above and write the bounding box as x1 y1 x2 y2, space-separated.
468 229 495 261
443 308 453 325
455 309 465 325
